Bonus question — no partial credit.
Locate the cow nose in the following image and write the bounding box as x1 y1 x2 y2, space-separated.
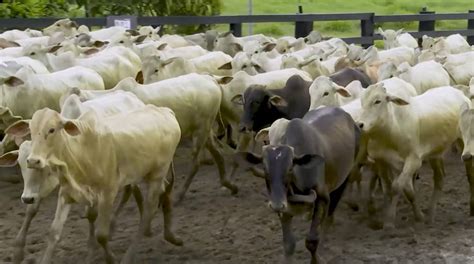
462 153 473 161
269 201 287 213
26 157 44 168
358 122 364 129
21 196 35 204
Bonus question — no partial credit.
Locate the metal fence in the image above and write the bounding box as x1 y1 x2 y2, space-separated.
1 9 473 47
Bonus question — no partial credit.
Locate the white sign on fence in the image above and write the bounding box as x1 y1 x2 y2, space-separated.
114 19 131 29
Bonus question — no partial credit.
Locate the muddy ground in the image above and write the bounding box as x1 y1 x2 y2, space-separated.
2 148 474 264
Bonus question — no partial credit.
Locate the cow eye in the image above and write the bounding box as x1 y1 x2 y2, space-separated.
323 92 329 96
374 100 381 105
242 65 247 68
254 50 258 54
119 40 124 44
319 58 323 61
56 24 60 27
30 52 36 55
154 69 158 73
48 128 55 134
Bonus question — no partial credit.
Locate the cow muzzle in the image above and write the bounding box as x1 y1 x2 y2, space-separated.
239 123 252 133
21 195 36 204
462 153 473 161
26 156 45 169
268 201 288 213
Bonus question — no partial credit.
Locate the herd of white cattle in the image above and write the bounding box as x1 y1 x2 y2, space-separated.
0 18 473 263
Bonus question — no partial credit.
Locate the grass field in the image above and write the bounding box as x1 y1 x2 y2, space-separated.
215 0 473 38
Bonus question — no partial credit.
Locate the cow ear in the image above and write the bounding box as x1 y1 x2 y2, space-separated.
4 76 24 87
162 57 176 66
0 150 19 167
157 43 167 50
460 102 471 115
377 27 384 35
240 151 263 164
298 57 317 68
135 71 144 84
253 63 265 73
269 95 288 107
93 40 107 48
48 45 62 53
218 62 232 70
231 94 244 105
396 28 404 35
386 95 409 105
255 128 269 143
262 42 276 52
83 48 99 55
134 35 147 43
5 120 30 138
126 29 140 36
68 21 78 28
216 76 233 85
232 43 243 52
335 85 351 97
293 154 321 166
63 121 81 136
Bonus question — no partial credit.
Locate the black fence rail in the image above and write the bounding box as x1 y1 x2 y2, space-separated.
1 9 473 47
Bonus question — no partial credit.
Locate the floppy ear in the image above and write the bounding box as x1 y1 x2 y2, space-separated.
135 71 144 84
157 43 167 50
240 151 263 164
83 48 99 55
253 63 265 73
216 76 233 85
68 21 78 28
48 45 62 53
334 85 352 97
5 120 30 138
218 62 232 70
231 94 244 105
93 40 107 48
255 128 269 143
162 57 177 66
298 57 317 68
220 31 232 38
63 120 81 136
262 42 276 52
4 76 24 87
269 95 288 107
126 29 140 36
134 35 147 43
0 150 19 167
386 95 409 105
232 43 243 52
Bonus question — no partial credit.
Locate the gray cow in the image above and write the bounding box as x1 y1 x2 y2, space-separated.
243 106 360 263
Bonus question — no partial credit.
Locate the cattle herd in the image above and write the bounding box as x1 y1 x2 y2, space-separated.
0 18 473 263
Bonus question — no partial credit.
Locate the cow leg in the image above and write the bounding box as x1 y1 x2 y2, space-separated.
306 194 329 264
13 200 41 264
40 190 71 264
326 177 350 228
464 158 474 216
229 132 253 180
109 185 132 236
206 134 238 195
160 165 183 246
86 205 98 264
427 158 445 223
386 156 423 230
95 192 117 264
175 133 207 204
123 176 164 263
366 166 379 217
279 213 296 264
132 185 144 217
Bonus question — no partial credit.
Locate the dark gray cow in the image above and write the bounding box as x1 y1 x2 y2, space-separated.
237 74 312 132
330 67 372 88
243 107 360 263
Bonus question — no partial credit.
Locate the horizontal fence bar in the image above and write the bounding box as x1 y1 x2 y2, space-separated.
375 13 474 22
0 17 106 29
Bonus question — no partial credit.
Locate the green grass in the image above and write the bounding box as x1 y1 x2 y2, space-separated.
215 0 473 38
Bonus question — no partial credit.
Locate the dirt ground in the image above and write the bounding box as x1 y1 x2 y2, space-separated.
2 148 474 264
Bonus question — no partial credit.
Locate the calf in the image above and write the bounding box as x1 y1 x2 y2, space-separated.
243 107 360 263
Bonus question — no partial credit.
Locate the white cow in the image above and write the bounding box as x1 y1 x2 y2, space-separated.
309 77 363 110
442 51 474 85
378 28 418 49
0 65 104 130
422 34 470 55
378 60 451 94
26 44 141 89
358 85 470 229
7 105 181 263
0 56 49 74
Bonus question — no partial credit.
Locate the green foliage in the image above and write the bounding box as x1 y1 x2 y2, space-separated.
256 24 284 36
320 21 353 32
0 0 70 18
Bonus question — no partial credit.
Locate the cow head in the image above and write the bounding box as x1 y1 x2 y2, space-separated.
237 85 288 133
242 145 321 213
0 141 58 204
43 18 78 38
309 76 352 110
358 83 409 132
459 103 474 162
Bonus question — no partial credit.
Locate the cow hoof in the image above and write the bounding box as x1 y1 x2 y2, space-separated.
165 233 183 246
229 184 238 195
12 248 24 264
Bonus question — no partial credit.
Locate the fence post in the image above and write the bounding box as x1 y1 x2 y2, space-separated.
418 7 435 46
468 10 474 45
294 4 313 38
230 23 242 37
360 13 374 48
106 15 137 29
